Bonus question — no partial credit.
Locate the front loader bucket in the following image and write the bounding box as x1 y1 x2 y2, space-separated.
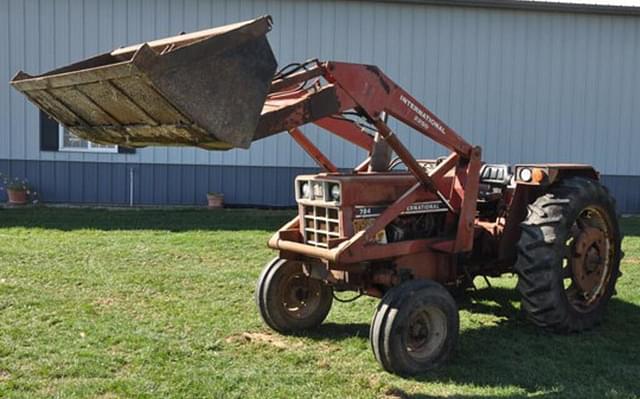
10 16 277 150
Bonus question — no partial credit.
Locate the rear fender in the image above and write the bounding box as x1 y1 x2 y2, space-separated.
498 164 598 266
513 164 598 186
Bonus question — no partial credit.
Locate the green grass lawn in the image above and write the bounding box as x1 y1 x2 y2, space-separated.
0 208 638 398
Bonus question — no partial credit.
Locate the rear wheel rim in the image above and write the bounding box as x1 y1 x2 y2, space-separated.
278 267 324 320
404 305 447 362
562 206 615 312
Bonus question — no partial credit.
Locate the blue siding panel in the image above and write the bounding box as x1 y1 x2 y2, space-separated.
194 166 210 206
601 175 640 215
221 166 237 204
276 167 295 206
139 163 155 205
25 156 40 194
236 166 253 206
9 160 26 185
54 162 69 202
97 162 113 203
83 162 98 203
153 164 169 205
111 164 127 205
262 168 278 206
39 162 56 203
0 159 639 212
208 166 223 197
167 166 182 205
248 167 262 205
0 159 8 202
181 165 197 205
69 165 84 203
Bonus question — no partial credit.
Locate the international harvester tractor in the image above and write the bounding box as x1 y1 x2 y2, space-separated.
11 16 623 375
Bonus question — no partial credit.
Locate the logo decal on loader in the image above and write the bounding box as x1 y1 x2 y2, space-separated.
400 95 447 134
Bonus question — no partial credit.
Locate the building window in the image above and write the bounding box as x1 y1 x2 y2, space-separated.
58 125 118 153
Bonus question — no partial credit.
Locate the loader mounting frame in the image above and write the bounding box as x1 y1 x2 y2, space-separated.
260 60 482 292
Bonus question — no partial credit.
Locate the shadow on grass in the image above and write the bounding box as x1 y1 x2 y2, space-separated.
304 287 640 398
300 322 371 341
0 207 295 232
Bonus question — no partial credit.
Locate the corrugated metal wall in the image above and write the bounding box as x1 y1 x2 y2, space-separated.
1 0 639 175
0 159 315 206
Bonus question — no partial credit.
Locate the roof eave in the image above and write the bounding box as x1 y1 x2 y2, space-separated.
355 0 640 16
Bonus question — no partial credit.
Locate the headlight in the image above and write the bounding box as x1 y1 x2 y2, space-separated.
330 184 340 201
519 168 532 182
301 182 310 198
312 182 324 199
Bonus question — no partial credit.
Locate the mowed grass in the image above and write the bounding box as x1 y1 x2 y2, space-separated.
0 208 638 399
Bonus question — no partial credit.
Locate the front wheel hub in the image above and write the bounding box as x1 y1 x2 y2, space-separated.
281 273 323 319
405 306 447 361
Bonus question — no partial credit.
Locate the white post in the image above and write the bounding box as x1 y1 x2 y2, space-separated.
129 167 134 207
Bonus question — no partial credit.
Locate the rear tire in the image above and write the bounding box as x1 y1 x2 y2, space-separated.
515 177 622 333
370 279 459 376
256 258 333 333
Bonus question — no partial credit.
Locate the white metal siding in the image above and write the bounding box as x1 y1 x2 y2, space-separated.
1 0 639 174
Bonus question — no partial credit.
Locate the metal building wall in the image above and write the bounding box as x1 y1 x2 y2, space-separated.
1 0 639 209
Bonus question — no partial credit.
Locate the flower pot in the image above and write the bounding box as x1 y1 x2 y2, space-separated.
7 189 27 205
207 193 224 208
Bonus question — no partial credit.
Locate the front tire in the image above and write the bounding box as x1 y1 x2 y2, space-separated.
370 279 459 376
515 177 622 333
256 258 333 333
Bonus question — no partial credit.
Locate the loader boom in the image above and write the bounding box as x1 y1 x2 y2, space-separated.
258 59 481 254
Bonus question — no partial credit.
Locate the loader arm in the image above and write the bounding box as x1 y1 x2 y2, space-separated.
255 60 478 191
256 61 473 158
258 60 482 254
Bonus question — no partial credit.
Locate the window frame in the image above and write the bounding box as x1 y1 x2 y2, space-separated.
58 125 119 154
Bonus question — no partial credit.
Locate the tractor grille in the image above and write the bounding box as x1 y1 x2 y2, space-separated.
302 205 340 248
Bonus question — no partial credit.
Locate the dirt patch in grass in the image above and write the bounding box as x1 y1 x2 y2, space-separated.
93 297 118 307
0 369 11 381
225 332 304 350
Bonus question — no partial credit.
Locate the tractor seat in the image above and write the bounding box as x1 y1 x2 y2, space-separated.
479 164 512 186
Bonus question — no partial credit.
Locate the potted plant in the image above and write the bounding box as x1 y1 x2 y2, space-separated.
0 173 37 205
206 192 224 208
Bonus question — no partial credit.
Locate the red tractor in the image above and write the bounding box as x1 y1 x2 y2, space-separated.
12 16 622 376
